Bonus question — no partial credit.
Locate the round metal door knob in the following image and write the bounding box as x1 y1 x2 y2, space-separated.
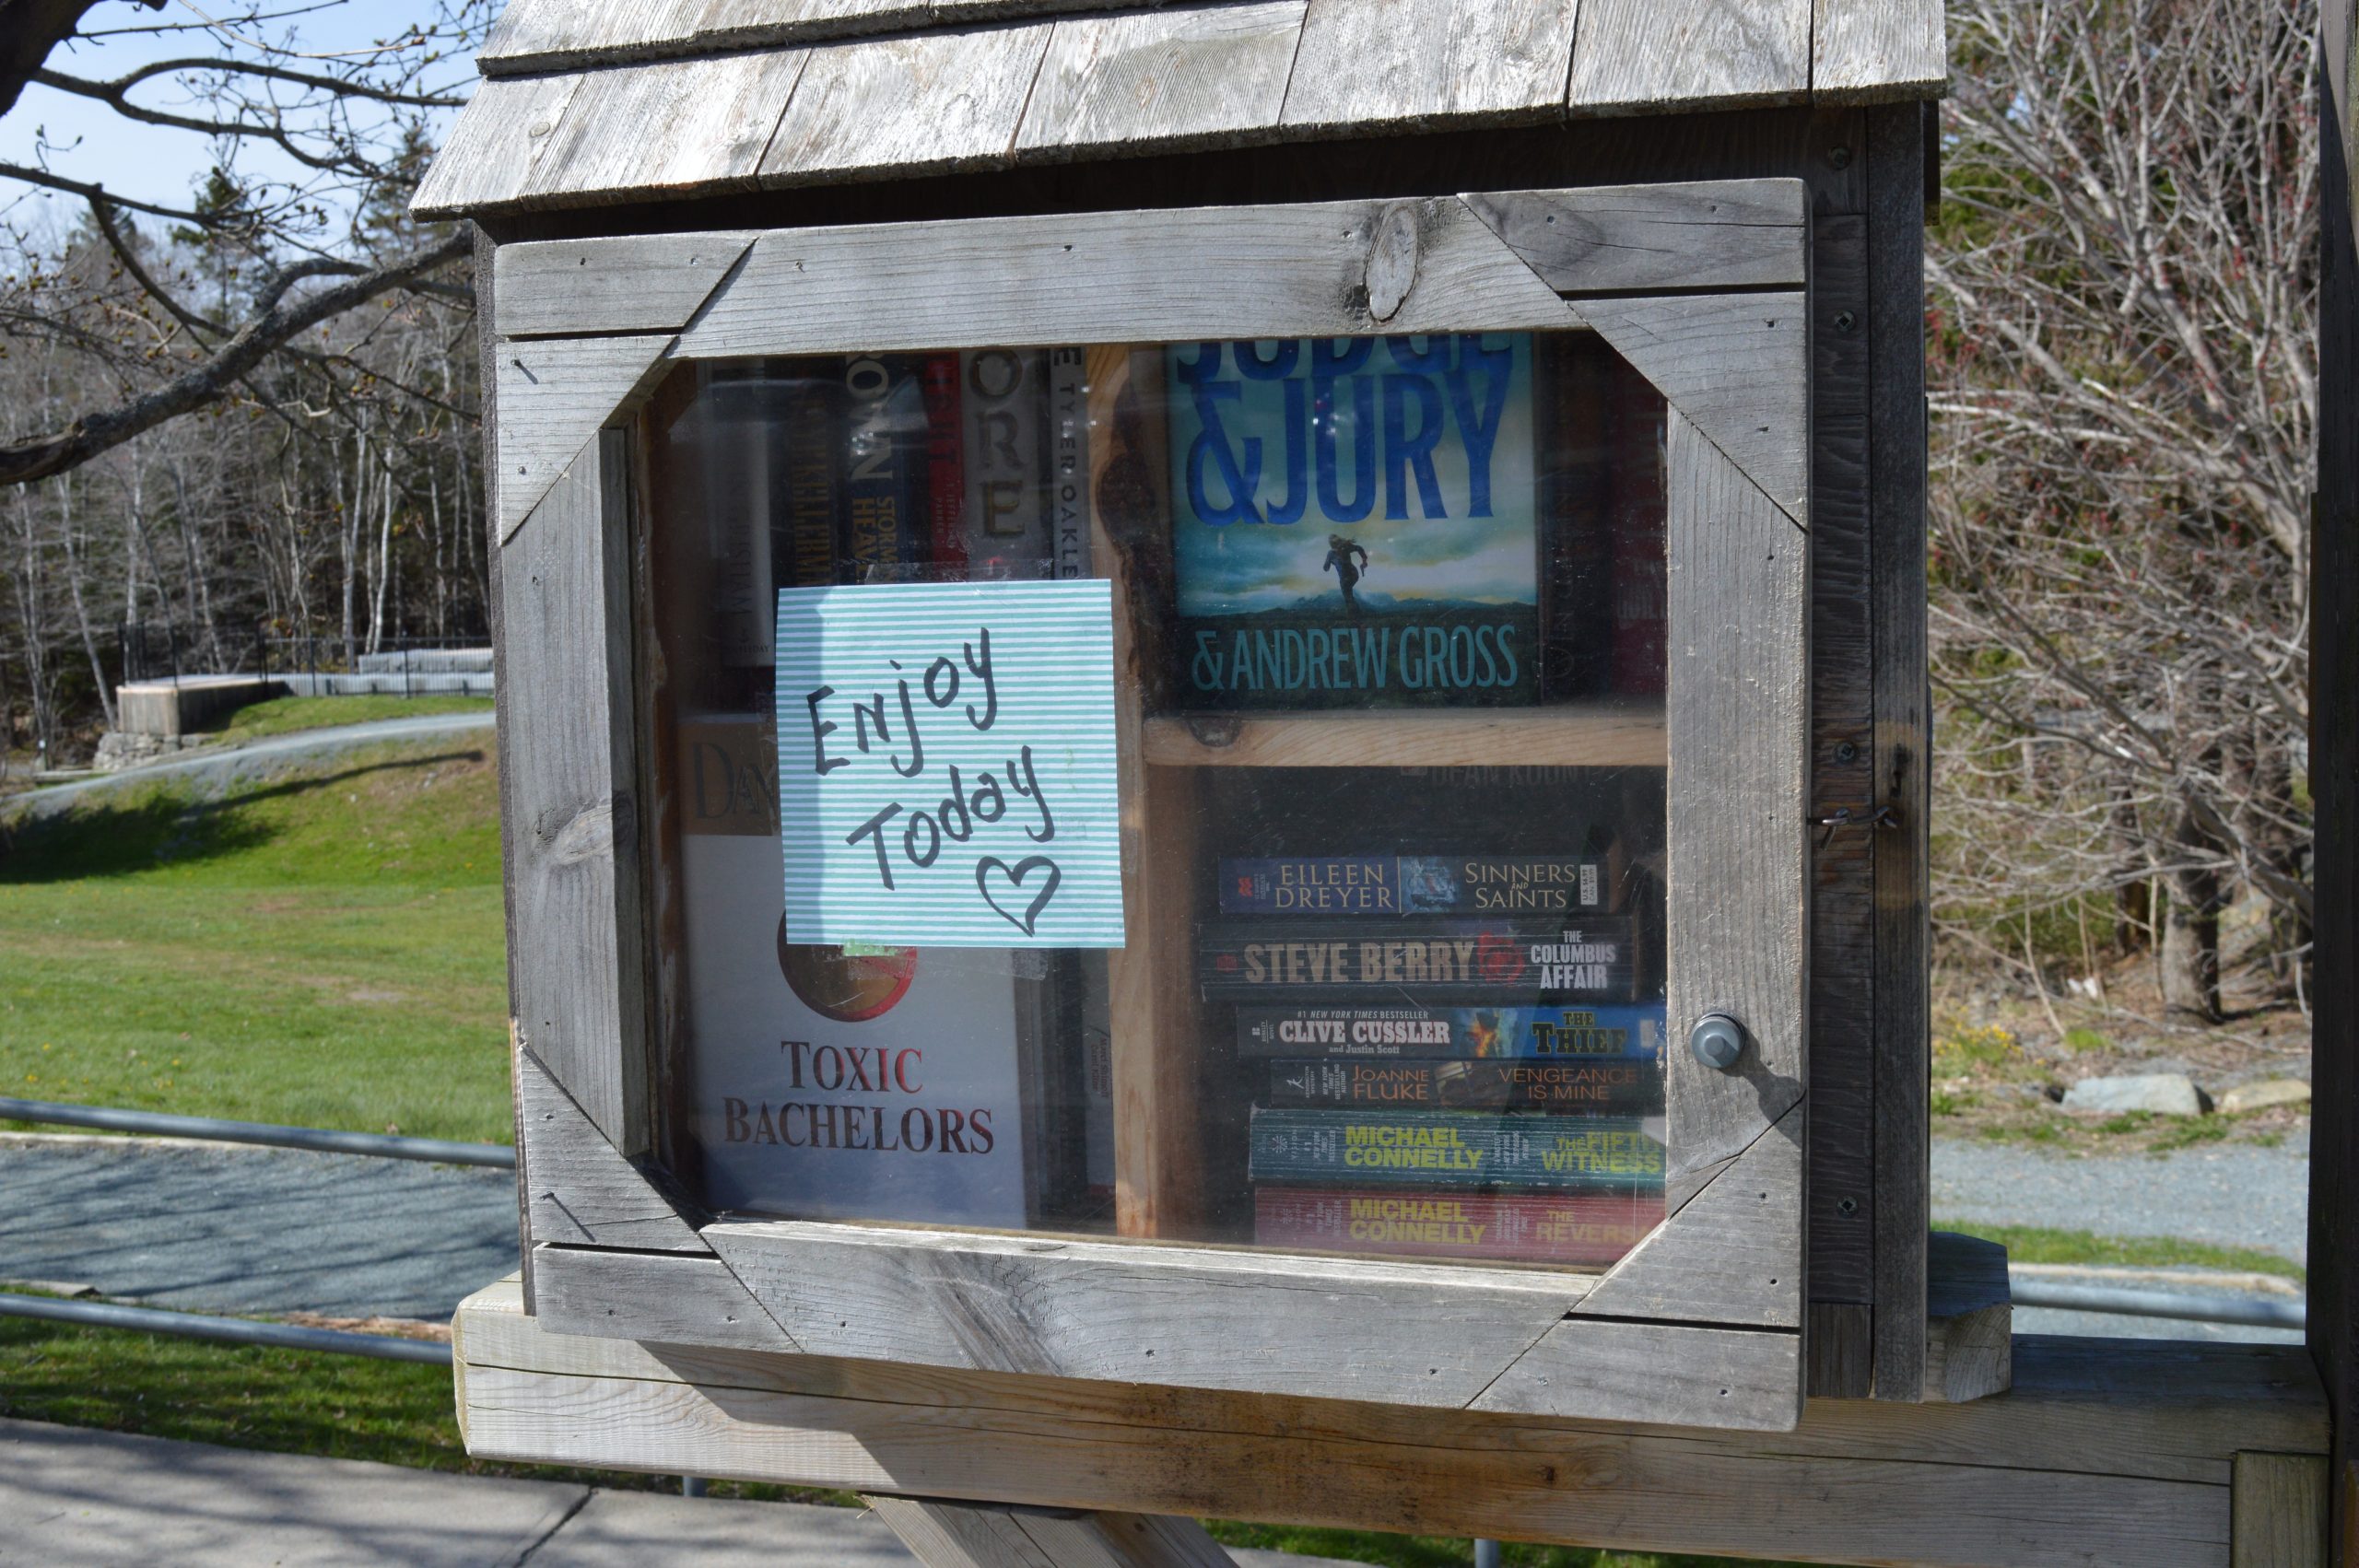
1690 1013 1745 1071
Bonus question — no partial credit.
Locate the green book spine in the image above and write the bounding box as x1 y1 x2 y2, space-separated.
1247 1107 1663 1193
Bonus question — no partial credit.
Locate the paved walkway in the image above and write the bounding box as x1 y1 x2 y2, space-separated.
1932 1134 2310 1261
0 1137 516 1320
0 1418 1344 1568
4 712 496 821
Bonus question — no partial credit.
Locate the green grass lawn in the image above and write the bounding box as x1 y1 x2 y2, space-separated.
202 694 494 746
1935 1222 2305 1282
0 738 511 1142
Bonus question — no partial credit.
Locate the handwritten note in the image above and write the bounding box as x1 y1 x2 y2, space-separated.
775 579 1125 948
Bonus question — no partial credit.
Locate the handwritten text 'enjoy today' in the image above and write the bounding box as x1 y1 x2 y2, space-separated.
800 627 1062 936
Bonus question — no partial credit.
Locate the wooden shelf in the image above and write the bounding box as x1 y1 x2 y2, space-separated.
1142 704 1667 770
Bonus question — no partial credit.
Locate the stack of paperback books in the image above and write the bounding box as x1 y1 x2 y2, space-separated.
1201 854 1669 1268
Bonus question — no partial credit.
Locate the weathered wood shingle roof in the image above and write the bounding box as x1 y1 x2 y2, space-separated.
416 0 1945 217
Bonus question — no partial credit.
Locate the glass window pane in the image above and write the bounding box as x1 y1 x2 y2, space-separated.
644 333 1669 1270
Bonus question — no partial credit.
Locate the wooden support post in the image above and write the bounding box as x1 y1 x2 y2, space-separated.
2313 10 2358 1562
863 1495 1237 1568
2232 1453 2330 1568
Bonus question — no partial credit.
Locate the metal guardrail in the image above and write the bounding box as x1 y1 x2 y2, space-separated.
2011 1279 2305 1329
0 1097 2309 1332
0 1293 451 1364
0 1096 515 1168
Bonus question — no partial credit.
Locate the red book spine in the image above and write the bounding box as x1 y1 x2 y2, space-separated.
1254 1187 1661 1266
921 353 967 572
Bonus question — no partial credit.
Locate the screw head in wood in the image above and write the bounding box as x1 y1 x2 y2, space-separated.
1689 1013 1745 1071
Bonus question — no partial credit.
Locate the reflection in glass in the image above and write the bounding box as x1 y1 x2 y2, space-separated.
644 333 1669 1271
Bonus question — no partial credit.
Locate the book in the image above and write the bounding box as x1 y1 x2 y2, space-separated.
675 716 1070 1226
1266 1057 1657 1112
840 354 931 582
1168 333 1541 710
1217 854 1611 918
921 353 967 574
1254 1188 1662 1265
1199 917 1637 1001
1236 1002 1665 1060
698 363 800 665
780 364 845 591
1247 1107 1664 1192
961 346 1053 578
1047 346 1093 580
680 820 1033 1226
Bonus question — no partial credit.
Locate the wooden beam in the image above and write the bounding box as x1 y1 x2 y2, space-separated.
700 1219 1585 1410
533 1244 799 1352
2232 1452 2329 1568
1663 410 1808 1190
497 433 657 1154
1573 1100 1802 1328
1581 292 1809 525
1865 100 1932 1402
493 335 675 542
455 1278 2329 1566
863 1496 1237 1568
492 233 756 339
516 1051 704 1252
673 196 1580 359
1461 179 1807 293
1921 1232 2010 1404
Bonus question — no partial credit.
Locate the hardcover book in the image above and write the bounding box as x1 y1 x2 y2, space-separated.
1200 917 1637 1001
840 354 930 581
1168 333 1540 709
701 363 847 666
1217 854 1611 917
1048 346 1093 580
921 353 967 573
1266 1057 1657 1112
1247 1107 1665 1192
1254 1187 1663 1265
675 718 1054 1226
961 346 1052 578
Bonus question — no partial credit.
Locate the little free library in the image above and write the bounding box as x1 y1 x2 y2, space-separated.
415 2 2340 1564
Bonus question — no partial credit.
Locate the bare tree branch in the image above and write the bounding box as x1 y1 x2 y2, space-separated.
0 226 470 486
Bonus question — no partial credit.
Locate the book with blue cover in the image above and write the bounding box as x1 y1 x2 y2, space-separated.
1217 854 1610 917
1168 333 1540 709
1235 1001 1665 1060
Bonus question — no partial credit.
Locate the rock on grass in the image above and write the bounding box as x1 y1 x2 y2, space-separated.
2060 1073 2208 1117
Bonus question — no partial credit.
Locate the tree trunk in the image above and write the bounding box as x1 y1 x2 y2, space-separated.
57 473 116 729
2110 786 2153 954
2161 806 2224 1021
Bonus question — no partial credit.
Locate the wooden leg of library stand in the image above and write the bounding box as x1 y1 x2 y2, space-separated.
863 1495 1236 1568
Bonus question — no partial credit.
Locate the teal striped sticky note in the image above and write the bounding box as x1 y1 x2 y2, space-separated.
775 580 1126 948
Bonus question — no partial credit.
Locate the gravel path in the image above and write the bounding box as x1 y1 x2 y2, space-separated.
0 1138 515 1320
1932 1133 2311 1262
4 712 496 822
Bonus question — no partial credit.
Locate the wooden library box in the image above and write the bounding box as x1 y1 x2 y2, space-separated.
419 0 1962 1441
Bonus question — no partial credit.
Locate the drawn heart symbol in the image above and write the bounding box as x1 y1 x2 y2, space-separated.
975 855 1062 937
